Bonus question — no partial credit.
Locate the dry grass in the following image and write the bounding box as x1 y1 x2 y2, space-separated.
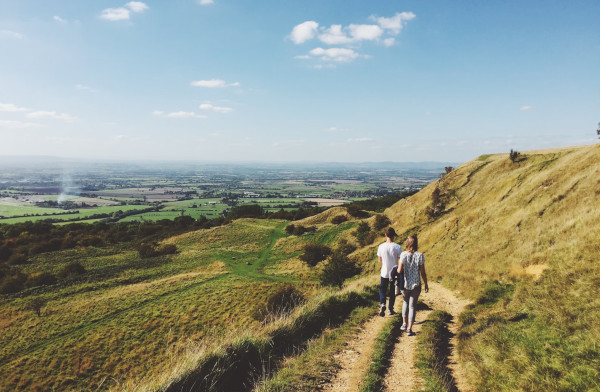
386 143 600 390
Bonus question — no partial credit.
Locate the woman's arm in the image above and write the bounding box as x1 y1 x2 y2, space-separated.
419 264 428 293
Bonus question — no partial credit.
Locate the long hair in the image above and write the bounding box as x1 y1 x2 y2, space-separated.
405 234 418 253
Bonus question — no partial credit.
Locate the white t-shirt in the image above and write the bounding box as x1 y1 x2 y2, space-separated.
377 241 402 278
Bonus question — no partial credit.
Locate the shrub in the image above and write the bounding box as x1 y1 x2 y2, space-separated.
25 272 57 288
355 221 376 247
0 272 27 294
336 242 357 256
346 205 370 218
59 262 86 279
157 243 177 255
27 297 47 317
331 215 348 225
509 149 521 163
285 224 296 235
7 253 28 265
320 251 361 288
299 244 332 267
372 214 391 231
252 283 305 322
138 243 158 258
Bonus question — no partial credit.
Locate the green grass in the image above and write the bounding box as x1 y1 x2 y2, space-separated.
360 314 403 392
415 311 455 392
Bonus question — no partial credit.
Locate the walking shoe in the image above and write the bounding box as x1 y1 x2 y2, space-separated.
388 309 396 316
400 323 407 331
379 304 386 317
407 330 416 336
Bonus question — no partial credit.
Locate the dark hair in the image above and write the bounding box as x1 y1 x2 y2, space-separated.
385 227 397 238
405 234 418 252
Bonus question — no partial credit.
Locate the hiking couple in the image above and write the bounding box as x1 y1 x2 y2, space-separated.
377 227 428 336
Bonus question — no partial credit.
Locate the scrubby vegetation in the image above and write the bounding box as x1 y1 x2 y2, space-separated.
416 311 455 392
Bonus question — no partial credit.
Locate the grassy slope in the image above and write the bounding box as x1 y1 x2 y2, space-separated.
385 144 600 390
2 218 354 391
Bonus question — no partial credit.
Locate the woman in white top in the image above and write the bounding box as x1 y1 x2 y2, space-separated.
399 234 428 336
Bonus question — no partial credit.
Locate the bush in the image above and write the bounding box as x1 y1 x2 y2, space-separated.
138 243 178 258
372 214 391 231
25 272 57 288
331 215 348 225
27 297 47 317
320 251 361 288
509 149 521 163
0 273 27 294
346 205 370 218
253 283 305 322
157 243 177 255
355 221 376 247
285 224 296 235
7 253 28 265
59 262 86 279
336 242 357 256
285 224 316 236
299 244 332 267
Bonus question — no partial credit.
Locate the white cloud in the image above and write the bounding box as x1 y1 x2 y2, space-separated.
348 24 383 41
347 137 373 143
54 16 67 23
190 79 240 88
100 2 147 21
383 37 395 47
0 103 31 112
153 110 207 119
310 47 360 62
75 84 100 93
0 29 24 39
291 21 319 44
100 8 130 21
318 25 352 45
520 105 533 111
26 111 77 121
199 103 233 114
372 12 416 34
126 1 149 13
0 120 41 129
198 0 214 4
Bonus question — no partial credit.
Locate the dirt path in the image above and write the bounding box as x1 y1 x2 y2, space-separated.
321 282 473 392
421 282 473 392
322 313 389 392
384 307 433 391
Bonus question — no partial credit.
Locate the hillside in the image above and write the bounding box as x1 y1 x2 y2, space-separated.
385 143 600 390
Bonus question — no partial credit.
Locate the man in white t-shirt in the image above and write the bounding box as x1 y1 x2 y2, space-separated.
376 227 402 316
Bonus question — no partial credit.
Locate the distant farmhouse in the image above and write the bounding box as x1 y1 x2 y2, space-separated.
243 191 260 198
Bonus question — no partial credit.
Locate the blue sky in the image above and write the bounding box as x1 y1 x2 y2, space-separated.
0 0 598 162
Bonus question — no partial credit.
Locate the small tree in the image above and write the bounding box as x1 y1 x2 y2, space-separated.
509 149 521 163
28 297 47 317
299 244 332 267
355 221 375 247
59 261 86 278
319 251 361 288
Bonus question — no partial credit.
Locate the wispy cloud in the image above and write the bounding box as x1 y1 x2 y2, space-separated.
153 110 207 119
0 103 31 112
347 137 373 143
75 84 100 93
190 79 240 88
371 12 416 34
199 103 233 114
309 47 360 63
520 105 533 111
54 15 67 23
100 2 148 21
26 111 77 121
198 0 214 5
0 29 24 39
0 120 42 129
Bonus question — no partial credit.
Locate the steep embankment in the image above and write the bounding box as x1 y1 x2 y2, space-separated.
385 144 600 390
